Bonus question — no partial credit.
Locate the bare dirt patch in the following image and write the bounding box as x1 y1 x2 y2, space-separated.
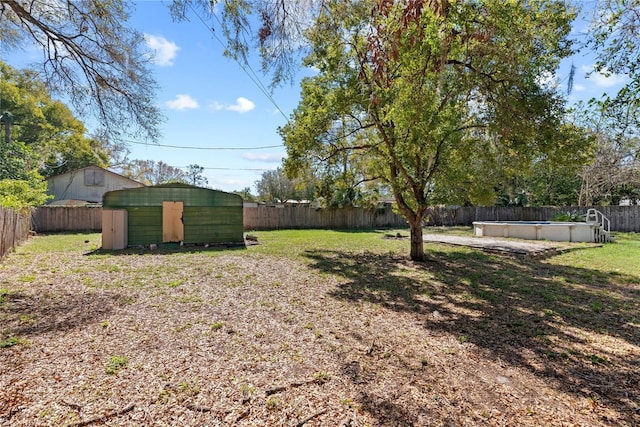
1 233 639 426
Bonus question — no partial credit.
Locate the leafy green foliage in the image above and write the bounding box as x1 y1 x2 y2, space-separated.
587 1 640 111
254 167 315 203
0 173 51 211
0 62 110 180
571 101 640 206
280 1 578 260
550 211 584 222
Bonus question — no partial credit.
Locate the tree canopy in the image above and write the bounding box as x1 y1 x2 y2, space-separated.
0 61 112 208
0 61 108 180
0 0 161 141
119 159 186 186
588 0 640 113
279 0 581 261
254 167 315 203
184 164 208 187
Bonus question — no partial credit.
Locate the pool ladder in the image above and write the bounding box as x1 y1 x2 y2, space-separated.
585 208 613 243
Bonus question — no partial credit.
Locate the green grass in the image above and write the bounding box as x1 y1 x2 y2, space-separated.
547 233 640 278
13 230 640 278
105 355 128 375
245 228 411 259
15 233 101 254
0 337 20 348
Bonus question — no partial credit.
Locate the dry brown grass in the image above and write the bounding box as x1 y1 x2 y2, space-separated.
1 230 639 426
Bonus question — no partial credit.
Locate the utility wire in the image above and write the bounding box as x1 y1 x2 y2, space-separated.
177 166 275 171
186 2 290 123
120 138 282 151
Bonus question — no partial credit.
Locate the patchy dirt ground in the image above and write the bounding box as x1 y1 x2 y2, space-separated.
1 233 639 426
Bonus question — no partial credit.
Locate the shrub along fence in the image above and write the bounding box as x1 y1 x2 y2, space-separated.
0 207 31 259
32 204 640 233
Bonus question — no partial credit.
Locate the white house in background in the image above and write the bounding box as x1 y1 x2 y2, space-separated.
46 165 144 205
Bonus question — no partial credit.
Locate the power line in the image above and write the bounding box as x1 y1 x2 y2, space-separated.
186 3 290 122
120 138 283 151
178 166 275 171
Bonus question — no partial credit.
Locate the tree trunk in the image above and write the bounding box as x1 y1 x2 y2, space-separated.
408 217 425 262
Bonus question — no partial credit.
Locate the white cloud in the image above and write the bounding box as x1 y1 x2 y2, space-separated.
241 152 285 162
581 65 628 88
227 97 255 113
144 34 180 66
208 101 224 111
573 83 586 92
208 97 256 114
165 94 199 110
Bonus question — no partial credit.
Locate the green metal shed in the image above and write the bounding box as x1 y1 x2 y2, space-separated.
103 183 243 247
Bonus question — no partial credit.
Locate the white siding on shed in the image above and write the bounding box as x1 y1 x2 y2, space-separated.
46 166 144 204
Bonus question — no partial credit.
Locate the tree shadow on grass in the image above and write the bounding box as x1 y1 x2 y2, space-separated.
0 289 121 339
305 247 640 425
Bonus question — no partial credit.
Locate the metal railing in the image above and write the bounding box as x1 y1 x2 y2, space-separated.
585 208 611 242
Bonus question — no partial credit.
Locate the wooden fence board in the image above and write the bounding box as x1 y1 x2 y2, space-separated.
32 205 640 233
32 206 102 232
0 207 31 259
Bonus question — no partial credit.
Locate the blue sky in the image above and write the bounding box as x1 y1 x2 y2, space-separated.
3 1 630 193
126 1 301 192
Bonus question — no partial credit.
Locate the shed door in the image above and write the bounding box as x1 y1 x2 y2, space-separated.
162 201 184 243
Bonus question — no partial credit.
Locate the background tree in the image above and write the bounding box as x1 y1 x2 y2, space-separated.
121 160 187 185
254 167 298 203
572 101 640 205
0 0 162 141
280 1 579 261
588 0 640 115
183 164 208 187
150 161 187 185
0 61 109 181
232 187 256 201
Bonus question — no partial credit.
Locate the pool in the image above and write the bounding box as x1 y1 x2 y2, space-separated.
472 221 605 243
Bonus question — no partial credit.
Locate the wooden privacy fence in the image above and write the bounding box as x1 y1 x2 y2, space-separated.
32 206 102 232
427 206 640 232
32 205 640 233
243 205 408 230
0 207 31 259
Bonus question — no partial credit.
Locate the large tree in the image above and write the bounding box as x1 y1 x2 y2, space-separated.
0 61 109 180
0 0 161 141
279 0 578 261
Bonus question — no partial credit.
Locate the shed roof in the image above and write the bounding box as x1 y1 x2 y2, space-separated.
103 184 242 208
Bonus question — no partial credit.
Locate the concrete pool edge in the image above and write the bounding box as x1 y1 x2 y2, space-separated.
472 221 601 243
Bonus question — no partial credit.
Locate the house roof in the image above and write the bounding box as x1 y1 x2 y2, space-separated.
46 165 145 186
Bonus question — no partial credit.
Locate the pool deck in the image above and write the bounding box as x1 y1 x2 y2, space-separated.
423 234 600 257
